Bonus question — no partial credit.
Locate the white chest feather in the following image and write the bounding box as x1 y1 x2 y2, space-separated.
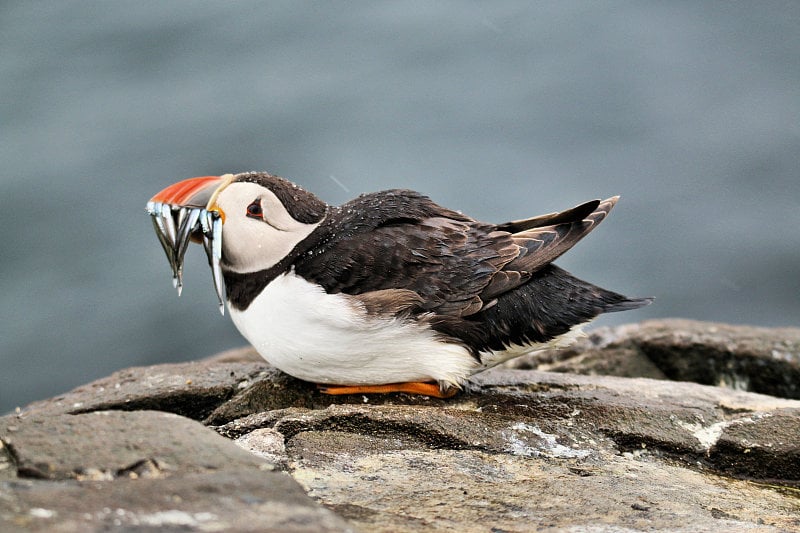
227 272 478 386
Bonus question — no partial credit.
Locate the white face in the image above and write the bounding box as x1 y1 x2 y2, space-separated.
213 181 323 273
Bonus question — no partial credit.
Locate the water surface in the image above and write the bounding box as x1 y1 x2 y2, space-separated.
1 2 798 413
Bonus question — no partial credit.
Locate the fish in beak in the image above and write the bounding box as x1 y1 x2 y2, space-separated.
146 174 235 314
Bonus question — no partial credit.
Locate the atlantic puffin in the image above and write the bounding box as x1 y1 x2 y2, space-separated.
147 171 651 397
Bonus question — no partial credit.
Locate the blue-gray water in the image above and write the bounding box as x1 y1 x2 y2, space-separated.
2 2 798 415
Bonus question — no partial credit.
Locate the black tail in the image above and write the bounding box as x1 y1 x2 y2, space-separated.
604 295 654 313
436 265 653 354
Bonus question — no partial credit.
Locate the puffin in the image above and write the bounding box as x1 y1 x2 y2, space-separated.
147 171 652 397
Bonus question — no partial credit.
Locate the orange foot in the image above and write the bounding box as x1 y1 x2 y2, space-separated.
317 382 458 398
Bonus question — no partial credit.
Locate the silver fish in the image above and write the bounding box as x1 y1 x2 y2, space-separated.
210 214 225 314
160 203 177 248
147 203 224 311
174 207 201 294
148 202 179 283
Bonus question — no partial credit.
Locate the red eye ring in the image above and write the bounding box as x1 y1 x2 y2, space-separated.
246 199 263 219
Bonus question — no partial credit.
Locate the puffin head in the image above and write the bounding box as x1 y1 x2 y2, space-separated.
147 172 327 312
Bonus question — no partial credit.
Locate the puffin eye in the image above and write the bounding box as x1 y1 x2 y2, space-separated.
246 199 263 219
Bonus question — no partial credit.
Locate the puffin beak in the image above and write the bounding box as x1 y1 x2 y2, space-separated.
146 174 234 314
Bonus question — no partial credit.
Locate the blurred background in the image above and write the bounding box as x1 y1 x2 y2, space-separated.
2 2 798 414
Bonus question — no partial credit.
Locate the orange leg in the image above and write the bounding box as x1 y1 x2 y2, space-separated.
318 382 458 398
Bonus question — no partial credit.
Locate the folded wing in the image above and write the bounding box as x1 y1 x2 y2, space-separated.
295 193 620 319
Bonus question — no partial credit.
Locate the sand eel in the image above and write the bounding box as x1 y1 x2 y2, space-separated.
147 171 652 397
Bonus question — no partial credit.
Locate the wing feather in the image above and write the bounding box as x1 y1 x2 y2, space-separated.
502 196 618 274
495 199 600 233
294 192 620 319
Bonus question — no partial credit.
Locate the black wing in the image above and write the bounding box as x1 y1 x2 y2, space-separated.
294 191 619 318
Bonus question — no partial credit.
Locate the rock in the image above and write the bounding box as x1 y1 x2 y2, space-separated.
0 410 352 532
284 430 795 532
2 467 351 532
633 319 800 399
209 369 800 531
709 408 800 484
508 319 800 399
0 410 267 480
234 428 288 465
2 319 800 531
19 361 270 420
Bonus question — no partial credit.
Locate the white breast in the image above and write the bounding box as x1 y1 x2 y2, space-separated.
227 271 478 387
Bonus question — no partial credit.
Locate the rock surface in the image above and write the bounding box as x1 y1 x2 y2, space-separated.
0 410 352 532
509 318 800 399
2 319 799 532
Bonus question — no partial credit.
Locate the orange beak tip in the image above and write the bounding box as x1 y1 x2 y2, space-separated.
149 175 223 207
